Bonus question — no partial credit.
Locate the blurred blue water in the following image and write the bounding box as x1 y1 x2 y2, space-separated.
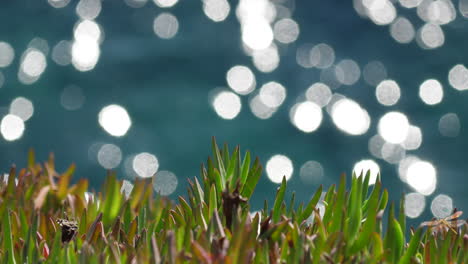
0 0 467 227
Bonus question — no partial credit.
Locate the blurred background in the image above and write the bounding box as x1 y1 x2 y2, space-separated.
1 0 467 226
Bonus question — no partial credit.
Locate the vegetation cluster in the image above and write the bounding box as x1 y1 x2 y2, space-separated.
0 138 466 263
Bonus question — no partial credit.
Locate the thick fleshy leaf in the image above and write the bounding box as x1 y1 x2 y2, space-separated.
240 157 262 199
272 177 287 223
298 185 322 225
3 210 17 264
398 228 423 264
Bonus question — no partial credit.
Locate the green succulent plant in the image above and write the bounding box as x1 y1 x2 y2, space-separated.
0 137 466 263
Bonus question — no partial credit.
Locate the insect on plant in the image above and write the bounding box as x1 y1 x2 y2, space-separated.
56 218 78 243
420 209 467 235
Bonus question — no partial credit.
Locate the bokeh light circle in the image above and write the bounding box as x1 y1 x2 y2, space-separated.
438 113 460 137
331 98 371 135
9 97 34 121
419 79 443 105
0 114 25 141
448 64 468 91
418 23 444 49
266 154 293 183
212 91 242 119
153 170 178 196
402 125 422 150
406 160 437 195
98 104 132 137
259 81 286 108
97 144 122 169
0 42 15 68
133 152 159 178
290 101 323 133
375 80 401 106
153 13 179 39
153 0 178 8
305 82 332 107
203 0 230 22
226 65 255 95
299 161 324 184
273 18 300 44
430 194 453 218
390 17 415 44
378 112 409 144
334 59 361 85
353 159 380 185
404 192 425 218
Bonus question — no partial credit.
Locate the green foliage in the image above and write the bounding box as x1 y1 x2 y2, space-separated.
0 138 466 263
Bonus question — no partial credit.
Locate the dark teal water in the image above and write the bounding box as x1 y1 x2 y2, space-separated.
1 0 467 227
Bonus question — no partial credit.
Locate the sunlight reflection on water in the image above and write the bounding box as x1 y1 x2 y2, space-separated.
10 97 34 122
226 65 256 95
133 152 159 178
153 13 179 39
18 48 47 85
375 80 401 106
405 192 425 218
299 161 324 185
406 160 437 195
331 98 371 136
438 113 460 137
3 0 468 220
153 170 178 196
431 194 453 218
0 42 14 68
378 112 409 144
203 0 230 22
305 83 332 107
212 90 242 120
259 81 286 108
98 105 132 137
353 159 380 185
1 114 24 141
290 101 322 133
266 154 293 183
97 144 122 169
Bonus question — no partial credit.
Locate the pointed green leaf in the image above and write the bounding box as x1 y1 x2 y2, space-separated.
208 184 217 222
239 151 251 187
329 175 346 233
192 177 205 204
240 157 262 199
101 174 123 227
350 181 381 254
86 212 103 243
222 142 230 170
178 196 193 223
48 226 62 262
211 137 226 184
398 228 423 264
384 204 404 262
347 174 363 242
226 146 240 190
361 170 371 199
272 177 287 223
398 193 406 244
211 167 221 194
299 185 322 224
27 149 35 168
3 210 17 264
25 210 38 264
